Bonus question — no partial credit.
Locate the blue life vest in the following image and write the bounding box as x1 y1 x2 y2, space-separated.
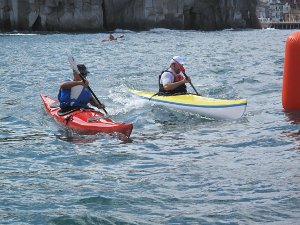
58 80 92 108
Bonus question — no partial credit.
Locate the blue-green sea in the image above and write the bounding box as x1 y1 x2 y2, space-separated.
0 28 300 224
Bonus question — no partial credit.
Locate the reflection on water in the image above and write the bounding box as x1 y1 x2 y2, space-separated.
284 110 300 124
282 130 300 151
283 110 300 150
55 130 132 144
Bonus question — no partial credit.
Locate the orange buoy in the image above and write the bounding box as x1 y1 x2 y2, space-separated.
282 31 300 110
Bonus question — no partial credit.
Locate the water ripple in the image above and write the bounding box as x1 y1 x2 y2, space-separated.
0 29 299 225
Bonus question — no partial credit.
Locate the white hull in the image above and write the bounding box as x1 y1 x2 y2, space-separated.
149 99 246 120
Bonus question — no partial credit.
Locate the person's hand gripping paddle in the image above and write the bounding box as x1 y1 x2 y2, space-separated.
173 58 200 96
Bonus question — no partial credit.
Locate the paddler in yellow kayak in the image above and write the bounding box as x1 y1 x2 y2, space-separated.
159 56 192 95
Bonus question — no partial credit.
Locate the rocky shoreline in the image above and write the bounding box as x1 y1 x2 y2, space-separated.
0 0 260 32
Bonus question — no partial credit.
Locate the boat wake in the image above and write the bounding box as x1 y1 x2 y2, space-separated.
108 85 147 115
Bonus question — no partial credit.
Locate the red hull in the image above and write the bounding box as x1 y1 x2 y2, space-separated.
40 94 133 137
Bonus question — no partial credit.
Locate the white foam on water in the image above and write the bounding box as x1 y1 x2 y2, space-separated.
108 84 147 115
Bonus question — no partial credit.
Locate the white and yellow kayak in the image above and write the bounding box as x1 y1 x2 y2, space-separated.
129 89 247 120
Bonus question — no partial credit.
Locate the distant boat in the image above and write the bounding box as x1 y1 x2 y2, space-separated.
101 35 124 43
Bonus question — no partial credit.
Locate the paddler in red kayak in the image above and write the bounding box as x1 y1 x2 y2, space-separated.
101 34 124 42
58 64 105 112
159 56 191 95
109 34 117 41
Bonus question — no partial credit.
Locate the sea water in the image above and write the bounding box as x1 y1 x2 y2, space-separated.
0 29 299 224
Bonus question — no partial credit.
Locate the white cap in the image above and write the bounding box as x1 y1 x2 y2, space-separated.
170 56 185 65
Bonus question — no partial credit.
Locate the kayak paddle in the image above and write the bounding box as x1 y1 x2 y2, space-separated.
173 59 200 96
67 54 108 115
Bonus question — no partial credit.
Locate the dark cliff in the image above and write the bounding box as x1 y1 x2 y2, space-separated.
0 0 260 32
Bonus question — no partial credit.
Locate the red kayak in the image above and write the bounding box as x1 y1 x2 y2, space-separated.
41 94 133 137
101 35 124 42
